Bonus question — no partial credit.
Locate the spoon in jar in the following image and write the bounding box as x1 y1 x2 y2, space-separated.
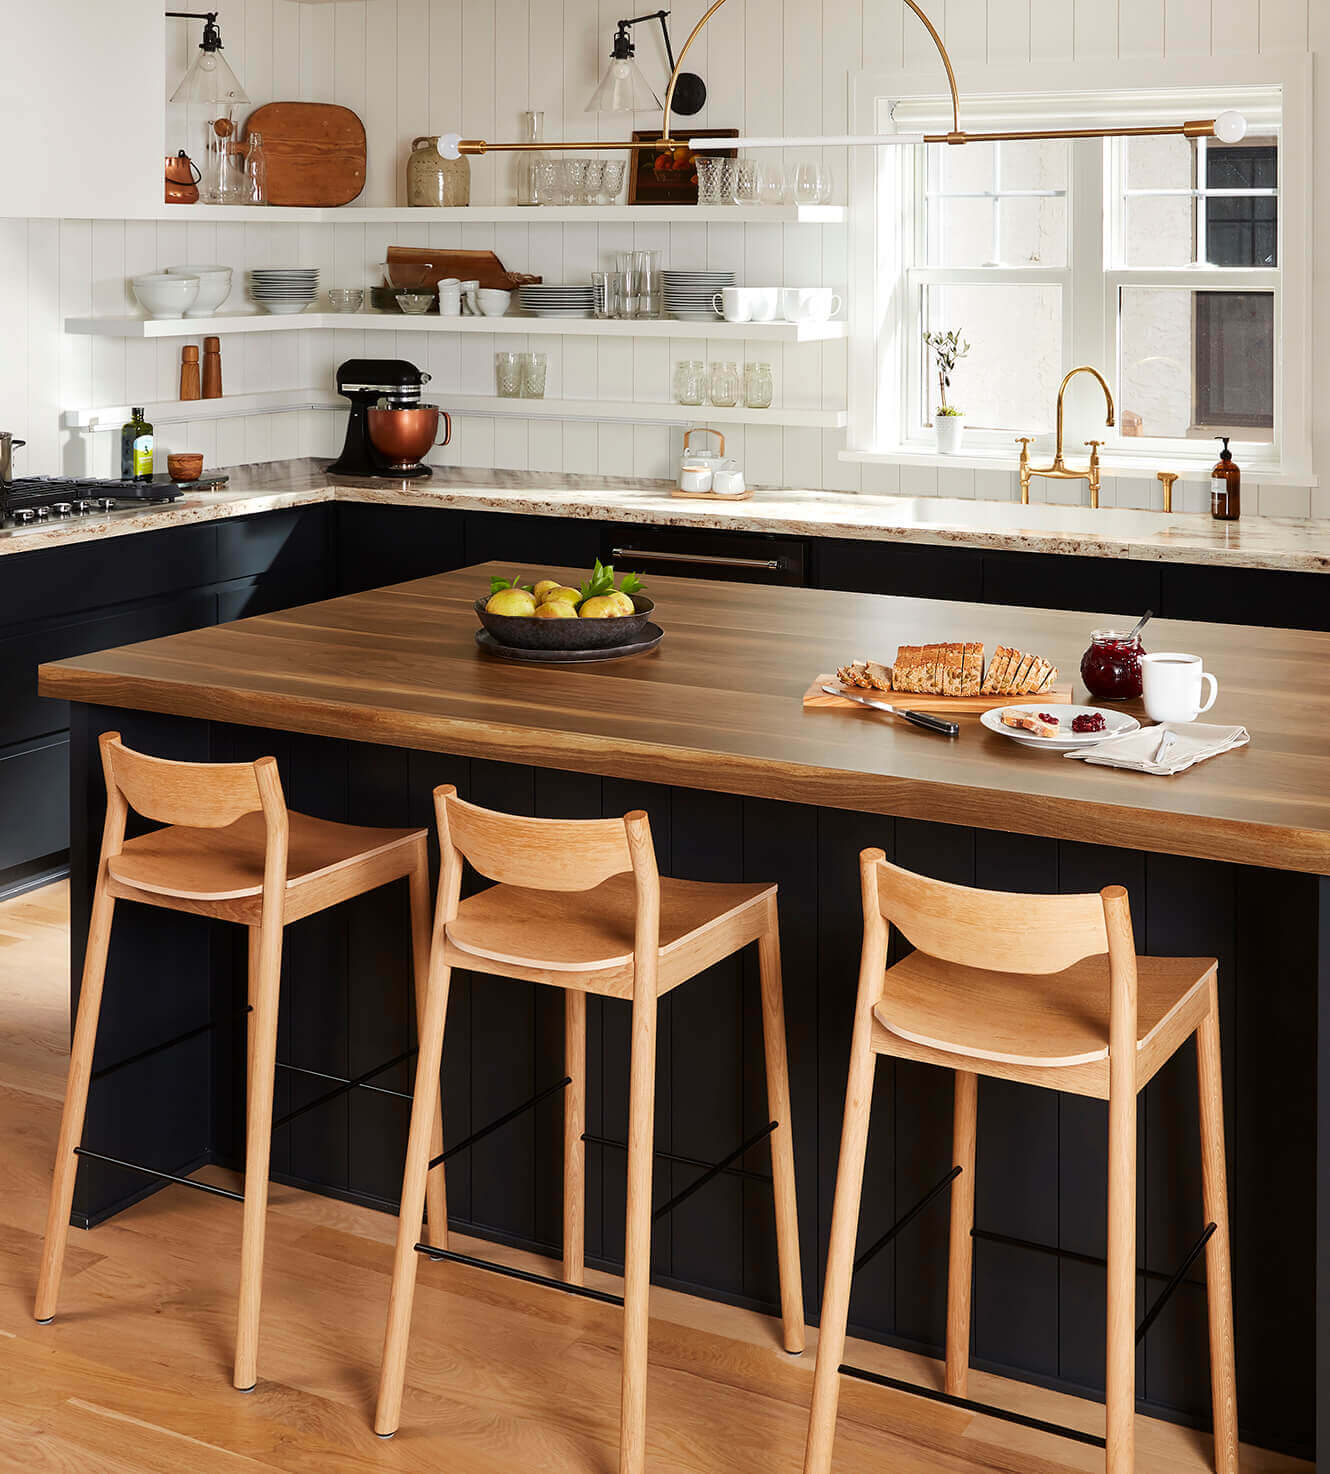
1125 609 1153 642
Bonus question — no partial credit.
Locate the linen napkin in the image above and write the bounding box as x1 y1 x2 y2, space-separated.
1064 721 1249 775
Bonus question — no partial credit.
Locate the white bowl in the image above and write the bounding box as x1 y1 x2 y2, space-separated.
165 263 233 317
132 272 200 320
477 289 512 317
259 299 316 315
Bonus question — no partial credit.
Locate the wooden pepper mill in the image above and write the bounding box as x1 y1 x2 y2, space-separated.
201 336 222 399
180 344 201 401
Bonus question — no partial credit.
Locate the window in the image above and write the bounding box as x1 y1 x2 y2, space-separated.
849 63 1311 479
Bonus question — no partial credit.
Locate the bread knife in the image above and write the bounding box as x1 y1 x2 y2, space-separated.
822 685 960 738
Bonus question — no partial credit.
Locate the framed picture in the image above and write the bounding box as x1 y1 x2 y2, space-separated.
627 128 739 205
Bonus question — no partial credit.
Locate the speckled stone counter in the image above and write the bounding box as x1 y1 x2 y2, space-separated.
3 457 1327 573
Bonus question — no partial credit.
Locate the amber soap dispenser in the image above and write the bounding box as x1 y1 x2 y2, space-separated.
1211 437 1241 522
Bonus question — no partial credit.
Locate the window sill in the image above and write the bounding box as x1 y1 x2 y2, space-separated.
838 447 1317 487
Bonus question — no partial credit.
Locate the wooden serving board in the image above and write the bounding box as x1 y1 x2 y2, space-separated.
804 675 1074 713
244 102 366 206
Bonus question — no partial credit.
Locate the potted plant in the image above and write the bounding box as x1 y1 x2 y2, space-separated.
924 328 971 455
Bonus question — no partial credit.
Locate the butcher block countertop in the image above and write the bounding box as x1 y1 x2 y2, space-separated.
40 564 1330 875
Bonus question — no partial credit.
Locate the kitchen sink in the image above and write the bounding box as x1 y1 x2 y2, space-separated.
876 497 1187 539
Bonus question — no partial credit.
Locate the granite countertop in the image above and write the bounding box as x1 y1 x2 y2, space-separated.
3 457 1327 574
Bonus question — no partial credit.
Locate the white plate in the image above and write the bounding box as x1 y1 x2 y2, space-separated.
980 703 1140 753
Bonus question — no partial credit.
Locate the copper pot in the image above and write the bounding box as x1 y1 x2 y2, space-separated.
165 151 201 205
367 405 452 474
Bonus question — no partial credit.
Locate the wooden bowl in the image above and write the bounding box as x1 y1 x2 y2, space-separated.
474 595 656 651
167 453 204 482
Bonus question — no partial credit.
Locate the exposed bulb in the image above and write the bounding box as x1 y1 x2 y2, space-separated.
439 132 463 160
1213 110 1248 144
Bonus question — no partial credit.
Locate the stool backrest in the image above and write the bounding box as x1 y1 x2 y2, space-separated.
871 854 1123 975
100 732 284 832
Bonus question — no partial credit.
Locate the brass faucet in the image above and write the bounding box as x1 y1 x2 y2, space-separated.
1017 366 1117 507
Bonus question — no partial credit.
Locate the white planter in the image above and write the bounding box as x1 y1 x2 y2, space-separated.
935 414 965 455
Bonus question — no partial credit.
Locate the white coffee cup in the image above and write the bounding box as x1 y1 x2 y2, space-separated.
1141 652 1219 723
747 286 779 322
781 287 842 323
712 287 754 323
436 277 462 317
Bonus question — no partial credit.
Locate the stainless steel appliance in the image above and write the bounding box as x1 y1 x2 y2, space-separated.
605 526 806 586
328 358 441 479
0 472 189 530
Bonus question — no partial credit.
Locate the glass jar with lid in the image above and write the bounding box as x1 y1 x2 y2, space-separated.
673 360 707 406
744 362 774 409
709 361 741 408
1080 627 1146 701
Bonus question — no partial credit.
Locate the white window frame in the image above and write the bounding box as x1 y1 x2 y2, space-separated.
843 55 1314 486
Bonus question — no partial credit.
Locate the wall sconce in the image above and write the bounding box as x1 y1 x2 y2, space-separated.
586 10 706 117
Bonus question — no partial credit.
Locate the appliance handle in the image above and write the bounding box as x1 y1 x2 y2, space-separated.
435 410 452 447
611 546 781 571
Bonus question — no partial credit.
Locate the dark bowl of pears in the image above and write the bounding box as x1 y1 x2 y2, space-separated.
476 574 656 651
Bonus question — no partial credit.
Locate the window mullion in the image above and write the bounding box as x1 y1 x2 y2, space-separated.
1069 137 1105 402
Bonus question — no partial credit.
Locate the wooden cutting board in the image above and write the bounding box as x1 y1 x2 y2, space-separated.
244 102 366 206
804 675 1074 713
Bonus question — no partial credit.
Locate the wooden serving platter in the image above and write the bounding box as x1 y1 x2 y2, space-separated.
803 674 1074 713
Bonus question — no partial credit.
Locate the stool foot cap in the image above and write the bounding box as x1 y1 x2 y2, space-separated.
235 1384 257 1394
34 1317 53 1325
376 1431 396 1440
785 1348 804 1357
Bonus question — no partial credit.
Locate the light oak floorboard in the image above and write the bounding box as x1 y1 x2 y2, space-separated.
1 882 1310 1474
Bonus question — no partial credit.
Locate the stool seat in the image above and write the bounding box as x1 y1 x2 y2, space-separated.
446 872 775 985
873 949 1215 1070
108 811 426 921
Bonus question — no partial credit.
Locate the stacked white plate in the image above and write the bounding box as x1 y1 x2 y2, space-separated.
663 269 735 321
517 284 595 319
248 266 320 316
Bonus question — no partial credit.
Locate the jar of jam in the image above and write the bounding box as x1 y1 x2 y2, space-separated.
1080 628 1146 701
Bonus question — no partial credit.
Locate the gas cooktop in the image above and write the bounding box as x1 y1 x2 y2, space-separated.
0 475 187 529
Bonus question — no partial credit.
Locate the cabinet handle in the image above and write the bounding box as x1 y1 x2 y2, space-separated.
610 547 782 571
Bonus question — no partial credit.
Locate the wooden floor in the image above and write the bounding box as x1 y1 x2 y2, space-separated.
0 882 1311 1474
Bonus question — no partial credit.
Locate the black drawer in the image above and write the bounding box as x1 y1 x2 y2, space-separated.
214 506 329 583
0 735 69 872
603 525 807 586
982 550 1161 618
814 537 982 600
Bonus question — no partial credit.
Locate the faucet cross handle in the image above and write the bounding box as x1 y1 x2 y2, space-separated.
1084 439 1105 461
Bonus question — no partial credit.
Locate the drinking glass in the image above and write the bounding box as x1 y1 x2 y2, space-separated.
519 351 548 399
562 158 589 205
758 163 787 205
709 360 741 407
719 158 739 204
696 156 725 206
534 158 564 205
495 351 522 397
634 249 662 319
584 158 606 204
744 361 774 409
731 158 760 205
591 270 614 319
610 270 633 319
601 158 627 203
673 359 706 406
794 162 832 204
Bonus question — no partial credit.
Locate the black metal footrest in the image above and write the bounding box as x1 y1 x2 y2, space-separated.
430 1076 572 1170
1135 1222 1216 1344
414 1242 624 1307
73 1148 244 1203
855 1165 961 1275
90 1004 252 1082
837 1362 1107 1450
650 1121 777 1224
273 1048 418 1131
582 1133 774 1187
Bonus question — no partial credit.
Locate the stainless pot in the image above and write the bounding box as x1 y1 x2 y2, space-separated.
0 431 25 484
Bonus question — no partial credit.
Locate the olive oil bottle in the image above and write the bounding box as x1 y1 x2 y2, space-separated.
120 407 154 481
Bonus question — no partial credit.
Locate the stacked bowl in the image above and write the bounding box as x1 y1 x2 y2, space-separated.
247 266 320 315
165 263 233 317
516 283 595 319
663 269 735 321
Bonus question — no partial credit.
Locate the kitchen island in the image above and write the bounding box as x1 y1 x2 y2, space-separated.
39 567 1328 1463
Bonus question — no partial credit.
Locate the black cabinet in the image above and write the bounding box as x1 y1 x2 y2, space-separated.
466 510 602 572
1162 563 1330 632
334 503 466 594
813 537 981 601
0 734 69 875
981 549 1162 618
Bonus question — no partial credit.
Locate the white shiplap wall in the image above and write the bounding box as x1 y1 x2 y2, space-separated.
0 0 1322 517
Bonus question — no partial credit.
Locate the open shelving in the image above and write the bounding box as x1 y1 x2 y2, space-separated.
131 203 846 225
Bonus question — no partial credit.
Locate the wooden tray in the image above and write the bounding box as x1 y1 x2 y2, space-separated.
804 674 1073 713
244 102 366 206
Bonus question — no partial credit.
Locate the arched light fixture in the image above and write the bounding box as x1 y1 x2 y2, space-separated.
436 0 1246 159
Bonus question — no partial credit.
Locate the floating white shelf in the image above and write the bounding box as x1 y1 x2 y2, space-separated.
136 203 846 225
64 313 849 343
64 389 847 432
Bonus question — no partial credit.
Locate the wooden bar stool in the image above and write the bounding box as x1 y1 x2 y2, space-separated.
375 786 805 1474
35 731 447 1392
804 851 1238 1474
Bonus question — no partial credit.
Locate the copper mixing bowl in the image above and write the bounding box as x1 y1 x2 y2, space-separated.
367 405 452 471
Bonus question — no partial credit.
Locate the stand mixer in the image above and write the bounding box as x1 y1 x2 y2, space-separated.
328 358 451 479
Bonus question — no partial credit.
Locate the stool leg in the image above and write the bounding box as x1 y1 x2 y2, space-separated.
408 851 448 1251
803 985 882 1474
1106 1049 1137 1473
1196 985 1238 1474
35 881 116 1323
945 1069 978 1397
375 956 454 1437
563 989 587 1285
234 914 283 1392
757 899 805 1353
619 983 658 1474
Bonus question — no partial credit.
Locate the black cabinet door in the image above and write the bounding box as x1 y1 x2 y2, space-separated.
1161 563 1330 632
335 503 467 594
0 734 69 875
466 511 602 573
981 549 1161 618
216 564 331 625
214 506 330 583
813 537 981 600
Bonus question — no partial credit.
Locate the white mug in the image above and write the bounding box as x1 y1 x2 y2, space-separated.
746 286 779 322
712 287 753 323
1141 652 1219 723
781 287 842 323
437 278 462 317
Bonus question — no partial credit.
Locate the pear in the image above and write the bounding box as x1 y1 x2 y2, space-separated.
603 591 636 616
485 587 537 616
541 586 582 606
532 599 577 619
532 579 561 600
578 595 621 619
